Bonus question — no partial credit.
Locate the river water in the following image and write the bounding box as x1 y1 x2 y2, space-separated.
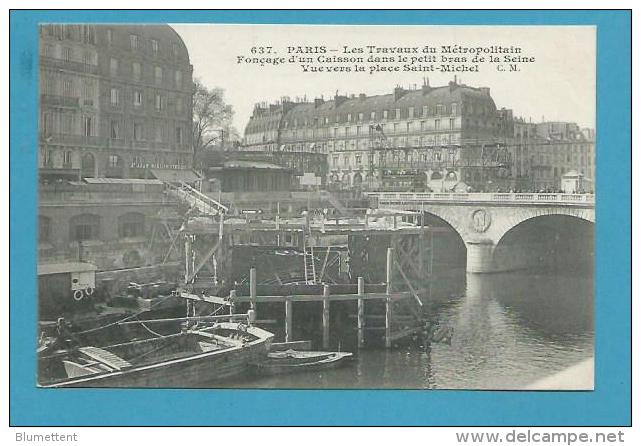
233 267 593 390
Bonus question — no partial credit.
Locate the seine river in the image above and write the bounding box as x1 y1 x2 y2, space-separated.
233 267 593 390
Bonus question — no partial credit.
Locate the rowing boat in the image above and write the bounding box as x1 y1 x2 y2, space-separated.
253 349 352 376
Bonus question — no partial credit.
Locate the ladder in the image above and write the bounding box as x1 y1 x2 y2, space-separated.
165 181 228 216
302 238 317 284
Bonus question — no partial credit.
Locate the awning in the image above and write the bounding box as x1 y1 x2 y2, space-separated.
38 262 97 276
150 168 203 183
84 177 163 185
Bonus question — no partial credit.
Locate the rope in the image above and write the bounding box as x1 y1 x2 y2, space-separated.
74 294 176 335
137 320 166 338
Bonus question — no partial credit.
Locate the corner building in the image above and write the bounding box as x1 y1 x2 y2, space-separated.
39 24 194 180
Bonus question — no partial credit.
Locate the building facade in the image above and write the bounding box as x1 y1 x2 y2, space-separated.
39 24 194 180
509 120 595 192
244 80 515 192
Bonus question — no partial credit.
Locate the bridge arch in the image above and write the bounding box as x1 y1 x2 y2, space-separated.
494 213 594 272
491 207 595 245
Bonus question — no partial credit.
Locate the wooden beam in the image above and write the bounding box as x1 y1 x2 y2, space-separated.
229 290 426 303
357 276 365 348
249 267 257 311
394 259 423 308
186 238 221 283
179 291 231 306
322 285 330 349
284 297 293 342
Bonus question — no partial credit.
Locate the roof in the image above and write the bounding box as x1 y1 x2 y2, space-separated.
38 262 97 276
150 168 203 183
84 177 163 185
279 83 496 124
221 160 289 170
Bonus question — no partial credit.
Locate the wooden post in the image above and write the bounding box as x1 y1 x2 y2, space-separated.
385 248 393 348
184 236 191 284
285 297 293 342
249 268 257 311
357 276 365 348
322 285 330 349
229 290 236 322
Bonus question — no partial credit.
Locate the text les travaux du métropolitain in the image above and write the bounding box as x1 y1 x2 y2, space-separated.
236 45 536 74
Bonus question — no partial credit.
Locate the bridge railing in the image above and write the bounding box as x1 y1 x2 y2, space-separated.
368 192 595 206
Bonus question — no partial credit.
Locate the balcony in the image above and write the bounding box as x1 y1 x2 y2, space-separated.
40 56 99 75
40 133 106 147
40 94 79 108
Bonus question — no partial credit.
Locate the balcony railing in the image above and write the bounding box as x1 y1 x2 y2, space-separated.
40 56 99 75
368 192 595 206
40 94 80 108
40 133 106 147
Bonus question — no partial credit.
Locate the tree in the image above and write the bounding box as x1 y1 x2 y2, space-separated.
191 79 237 166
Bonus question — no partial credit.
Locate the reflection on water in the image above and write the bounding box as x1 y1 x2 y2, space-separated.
232 268 593 389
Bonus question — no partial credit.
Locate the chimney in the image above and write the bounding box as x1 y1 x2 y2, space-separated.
359 93 367 101
314 98 324 108
334 93 348 107
421 77 431 94
393 86 408 101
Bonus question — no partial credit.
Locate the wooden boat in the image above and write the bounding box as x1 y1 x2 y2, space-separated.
39 322 273 388
253 349 352 375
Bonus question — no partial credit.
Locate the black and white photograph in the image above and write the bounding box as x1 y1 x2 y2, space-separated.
36 23 595 390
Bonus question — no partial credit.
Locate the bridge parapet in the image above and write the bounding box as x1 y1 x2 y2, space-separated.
369 192 595 207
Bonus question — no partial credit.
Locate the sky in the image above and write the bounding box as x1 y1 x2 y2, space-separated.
172 24 596 133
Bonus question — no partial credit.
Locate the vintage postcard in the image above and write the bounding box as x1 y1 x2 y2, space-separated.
34 23 596 391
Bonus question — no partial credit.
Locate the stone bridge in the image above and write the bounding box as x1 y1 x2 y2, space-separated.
368 192 595 273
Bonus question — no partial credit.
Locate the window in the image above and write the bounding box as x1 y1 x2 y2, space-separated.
110 57 119 76
155 94 164 111
130 34 140 50
108 154 122 168
358 112 364 121
63 151 72 167
133 90 143 107
436 104 444 115
110 120 120 139
393 123 399 134
347 113 352 122
175 70 182 89
422 105 429 116
172 42 179 57
344 127 350 137
151 39 159 55
408 107 414 119
435 119 441 130
451 102 459 115
154 66 163 85
62 47 73 62
134 123 144 141
118 213 145 238
39 216 51 243
62 79 73 97
449 118 455 130
154 124 164 142
82 116 94 136
383 110 388 119
106 29 113 45
175 127 183 144
110 88 119 106
175 96 183 113
395 108 401 119
132 62 141 81
70 214 100 242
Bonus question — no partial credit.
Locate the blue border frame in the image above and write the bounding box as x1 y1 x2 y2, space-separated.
9 10 631 426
